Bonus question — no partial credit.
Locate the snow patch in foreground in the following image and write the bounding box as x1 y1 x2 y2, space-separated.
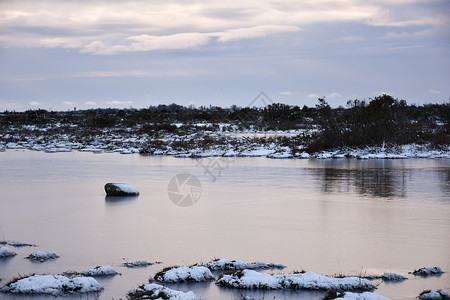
419 289 449 300
128 283 199 300
216 270 374 291
335 291 391 300
0 247 16 258
26 251 59 262
0 274 103 295
196 259 285 271
154 266 214 282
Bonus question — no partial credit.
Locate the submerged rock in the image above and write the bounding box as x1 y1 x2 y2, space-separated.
0 247 17 258
104 183 139 196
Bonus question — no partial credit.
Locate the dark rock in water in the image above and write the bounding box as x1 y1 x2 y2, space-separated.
105 183 139 196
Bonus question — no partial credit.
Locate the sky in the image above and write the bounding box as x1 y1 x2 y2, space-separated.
0 0 449 111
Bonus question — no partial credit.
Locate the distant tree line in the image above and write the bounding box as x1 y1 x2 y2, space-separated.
0 95 448 151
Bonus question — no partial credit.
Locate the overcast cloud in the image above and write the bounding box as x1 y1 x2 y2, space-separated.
0 0 449 110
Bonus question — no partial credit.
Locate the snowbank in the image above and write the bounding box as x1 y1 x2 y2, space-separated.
335 291 391 300
154 266 214 282
197 259 285 271
26 251 59 262
0 247 16 258
419 289 449 300
104 183 139 196
0 274 103 295
86 265 118 276
216 270 374 291
412 267 444 276
128 283 199 300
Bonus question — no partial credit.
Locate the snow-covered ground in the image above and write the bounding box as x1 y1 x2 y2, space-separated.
0 274 103 296
216 269 375 291
153 266 215 282
196 258 285 270
1 123 448 159
128 283 199 300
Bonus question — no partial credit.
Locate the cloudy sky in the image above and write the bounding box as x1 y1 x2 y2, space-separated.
0 0 449 111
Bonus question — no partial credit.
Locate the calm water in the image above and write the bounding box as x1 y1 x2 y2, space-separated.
0 151 449 300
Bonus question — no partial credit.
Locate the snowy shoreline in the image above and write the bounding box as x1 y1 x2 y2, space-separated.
1 122 448 159
1 141 449 160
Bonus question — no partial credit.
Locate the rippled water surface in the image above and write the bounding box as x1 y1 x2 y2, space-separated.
0 151 449 299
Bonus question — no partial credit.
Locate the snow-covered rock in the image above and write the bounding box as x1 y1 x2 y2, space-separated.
123 260 156 268
197 259 285 271
26 251 59 262
381 273 407 281
128 283 199 300
419 289 449 300
365 273 407 281
0 247 16 258
216 270 375 291
104 183 139 196
334 291 392 300
154 266 214 282
86 265 118 276
412 267 444 276
0 274 103 295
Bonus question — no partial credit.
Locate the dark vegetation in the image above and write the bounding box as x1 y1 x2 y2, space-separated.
0 95 448 152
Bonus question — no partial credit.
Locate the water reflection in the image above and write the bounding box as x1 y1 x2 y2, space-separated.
104 195 139 205
310 161 407 198
438 168 450 195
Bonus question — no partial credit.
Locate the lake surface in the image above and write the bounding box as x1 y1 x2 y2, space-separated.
0 150 449 300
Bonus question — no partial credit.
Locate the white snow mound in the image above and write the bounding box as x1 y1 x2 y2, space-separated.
86 265 118 276
0 247 17 258
0 274 103 295
128 283 199 300
154 266 214 282
216 270 375 291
